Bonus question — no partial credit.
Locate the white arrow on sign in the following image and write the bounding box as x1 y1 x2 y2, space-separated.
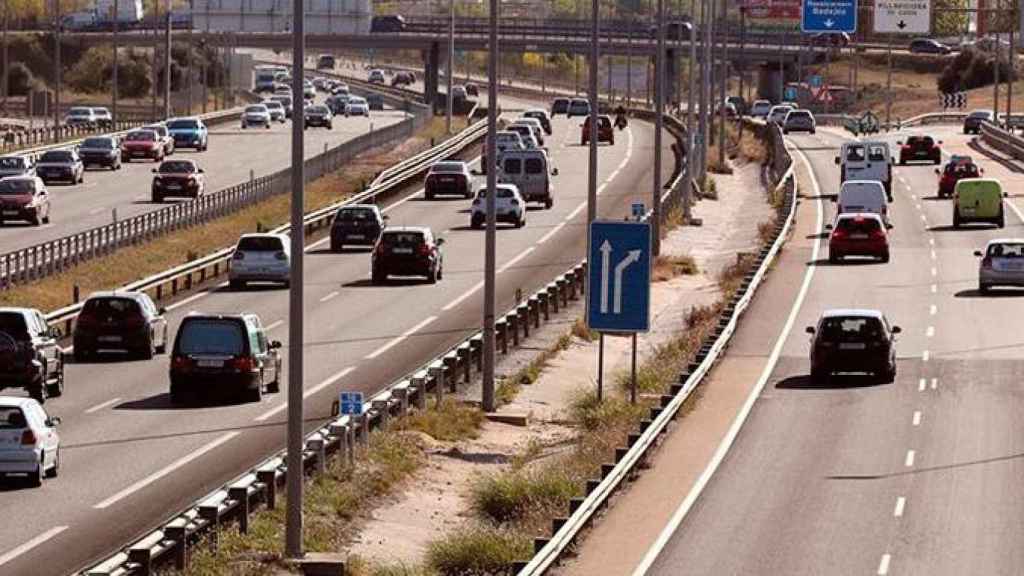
824 18 834 27
613 250 642 314
599 240 612 313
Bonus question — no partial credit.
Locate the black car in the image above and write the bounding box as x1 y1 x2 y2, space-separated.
552 97 570 116
0 308 64 403
909 38 952 54
897 135 941 164
152 159 206 201
304 105 333 129
78 136 122 171
331 204 387 252
806 310 900 383
523 109 552 135
169 313 281 404
73 292 168 362
963 110 995 134
326 94 350 115
809 32 850 47
371 14 406 33
465 83 480 97
367 94 385 111
35 149 84 185
371 227 444 284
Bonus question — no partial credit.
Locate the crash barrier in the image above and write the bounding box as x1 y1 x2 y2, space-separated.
0 100 431 291
517 123 795 575
979 120 1024 161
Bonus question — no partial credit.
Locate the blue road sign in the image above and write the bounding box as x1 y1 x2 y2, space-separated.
802 0 857 33
587 221 651 333
340 391 364 416
631 202 646 221
809 74 823 88
784 87 798 101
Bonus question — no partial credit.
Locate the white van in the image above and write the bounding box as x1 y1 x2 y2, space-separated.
497 149 556 209
836 180 890 227
836 141 894 200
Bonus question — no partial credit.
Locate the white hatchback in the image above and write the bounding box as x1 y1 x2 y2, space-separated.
471 184 526 229
229 233 292 289
0 397 60 486
345 97 370 117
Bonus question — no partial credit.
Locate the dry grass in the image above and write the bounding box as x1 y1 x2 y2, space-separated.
652 254 699 282
394 399 486 442
570 317 598 342
0 118 448 314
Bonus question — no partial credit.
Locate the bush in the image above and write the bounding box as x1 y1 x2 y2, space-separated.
4 63 37 96
471 468 580 524
938 48 1017 93
65 46 153 98
427 524 531 575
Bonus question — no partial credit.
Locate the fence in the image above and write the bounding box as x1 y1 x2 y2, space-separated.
980 121 1024 160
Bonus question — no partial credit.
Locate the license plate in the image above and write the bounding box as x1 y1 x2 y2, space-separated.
197 359 223 368
348 234 365 240
839 343 866 350
850 233 869 239
393 247 413 254
98 336 122 343
2 211 18 216
133 151 146 156
166 184 181 190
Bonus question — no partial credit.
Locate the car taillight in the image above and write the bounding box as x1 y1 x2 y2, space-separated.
510 198 520 205
275 251 287 261
901 145 910 150
831 228 846 239
20 429 36 446
870 228 886 239
234 251 245 260
125 315 145 329
418 244 431 257
232 356 255 372
172 356 193 372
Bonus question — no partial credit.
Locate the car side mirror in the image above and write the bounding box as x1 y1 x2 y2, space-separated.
152 168 157 173
552 167 559 176
805 326 815 334
159 307 167 315
891 326 902 334
270 340 282 349
934 169 940 175
974 250 984 257
199 169 205 173
382 214 390 221
896 140 903 145
46 417 61 427
834 157 841 165
436 238 446 246
825 223 833 230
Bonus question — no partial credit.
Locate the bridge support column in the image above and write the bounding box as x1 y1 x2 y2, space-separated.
665 48 678 110
424 42 441 110
756 63 796 102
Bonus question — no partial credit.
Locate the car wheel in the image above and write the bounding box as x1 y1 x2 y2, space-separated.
997 211 1006 228
247 381 263 402
515 215 524 228
810 366 828 384
230 279 245 290
979 282 990 294
28 457 44 487
156 337 167 355
953 212 961 228
545 197 553 209
899 157 906 165
42 209 50 225
28 382 46 404
427 266 438 284
152 194 163 203
170 384 187 405
331 241 342 252
371 270 386 285
137 339 154 361
45 450 59 478
880 251 890 263
828 252 841 263
46 364 63 398
29 214 40 226
242 124 247 130
883 365 897 383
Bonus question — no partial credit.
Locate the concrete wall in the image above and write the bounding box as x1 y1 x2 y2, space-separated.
192 0 371 34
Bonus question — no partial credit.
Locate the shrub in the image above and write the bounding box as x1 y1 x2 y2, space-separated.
4 62 37 96
427 524 531 576
938 48 1017 93
471 467 580 524
395 399 484 442
65 46 153 98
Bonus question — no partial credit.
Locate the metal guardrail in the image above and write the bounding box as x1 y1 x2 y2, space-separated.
980 121 1024 160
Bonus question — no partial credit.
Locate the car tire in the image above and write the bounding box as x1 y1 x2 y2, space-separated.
426 191 435 200
28 458 43 487
42 210 50 224
242 124 247 130
883 365 897 383
471 217 483 229
28 383 46 404
156 337 167 355
829 252 841 263
953 212 961 228
46 365 63 398
247 381 263 403
230 279 245 290
170 385 187 405
371 270 386 285
331 241 342 252
880 250 890 263
979 282 990 294
427 266 438 284
29 214 40 226
997 210 1006 228
137 339 154 361
545 197 553 209
515 215 524 228
152 193 163 203
810 366 828 384
899 157 906 165
45 450 59 479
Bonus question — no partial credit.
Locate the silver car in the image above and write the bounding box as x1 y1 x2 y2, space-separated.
768 105 794 125
976 239 1024 293
229 233 291 289
0 155 34 179
241 105 272 129
783 109 816 134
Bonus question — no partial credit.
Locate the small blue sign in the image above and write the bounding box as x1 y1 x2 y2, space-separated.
631 202 646 221
587 221 651 333
340 391 364 416
809 75 823 88
801 0 857 33
784 87 798 101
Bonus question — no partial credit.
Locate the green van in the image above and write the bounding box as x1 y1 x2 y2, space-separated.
953 178 1005 228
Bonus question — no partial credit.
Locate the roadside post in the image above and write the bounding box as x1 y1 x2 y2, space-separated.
587 220 652 405
873 0 930 128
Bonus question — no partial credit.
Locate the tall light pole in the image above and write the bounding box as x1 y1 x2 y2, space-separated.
1007 11 1014 123
187 0 194 114
717 0 727 167
54 0 62 132
653 0 665 257
285 0 306 559
993 0 1001 121
113 0 119 127
587 0 598 227
2 2 8 118
686 0 696 221
482 0 499 413
164 0 172 118
446 0 455 133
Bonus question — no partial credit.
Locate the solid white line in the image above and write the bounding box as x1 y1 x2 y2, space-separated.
894 496 906 517
931 378 938 390
923 350 930 362
265 319 284 331
921 214 927 222
930 284 937 294
442 280 484 312
929 238 935 246
597 182 609 195
498 246 536 274
565 201 586 221
931 267 938 276
0 526 68 568
911 194 918 200
253 400 288 422
632 144 823 576
365 315 438 360
94 431 240 509
930 249 936 260
536 222 567 244
878 553 892 575
913 411 922 426
929 304 937 315
319 290 340 303
926 326 935 338
905 450 916 467
609 168 621 180
84 397 122 414
918 378 926 392
304 366 355 399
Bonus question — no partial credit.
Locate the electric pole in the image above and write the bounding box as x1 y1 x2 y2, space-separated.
113 0 119 126
164 0 172 119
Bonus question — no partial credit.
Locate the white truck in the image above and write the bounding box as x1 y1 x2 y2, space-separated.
835 141 894 201
94 0 144 28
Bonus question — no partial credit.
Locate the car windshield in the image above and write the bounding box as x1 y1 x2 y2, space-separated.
0 158 26 169
177 320 245 356
69 109 91 116
868 145 887 162
477 187 516 199
336 208 377 222
789 111 810 118
970 111 992 119
167 119 199 130
0 179 35 195
0 313 29 340
238 236 284 252
159 161 195 174
431 163 465 174
349 98 366 105
126 131 156 142
246 106 267 113
308 106 329 114
82 297 142 320
146 126 167 136
82 138 113 149
39 151 72 162
382 232 425 246
93 109 111 116
819 316 885 342
0 407 27 429
264 101 282 109
987 243 1024 257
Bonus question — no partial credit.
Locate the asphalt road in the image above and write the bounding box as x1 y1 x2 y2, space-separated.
0 108 670 575
643 124 1024 576
0 97 408 255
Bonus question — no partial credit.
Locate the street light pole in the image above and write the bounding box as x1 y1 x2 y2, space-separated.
685 0 695 222
446 0 454 134
2 3 8 117
993 0 1001 121
113 0 119 126
717 0 727 168
1008 14 1015 123
164 0 172 118
654 0 665 257
55 0 62 132
188 0 194 114
284 0 306 559
587 0 599 227
482 0 499 413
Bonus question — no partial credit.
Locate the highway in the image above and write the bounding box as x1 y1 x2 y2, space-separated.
0 99 407 255
640 123 1024 575
0 103 671 575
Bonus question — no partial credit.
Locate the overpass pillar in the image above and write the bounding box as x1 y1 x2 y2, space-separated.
665 48 678 110
756 62 795 102
424 42 441 109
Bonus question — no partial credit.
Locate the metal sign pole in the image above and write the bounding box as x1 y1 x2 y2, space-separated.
284 0 306 559
2 3 8 117
482 0 498 413
886 34 893 128
630 333 637 404
55 0 62 132
113 0 119 125
188 0 194 114
588 0 599 227
597 333 604 402
164 0 172 119
1008 17 1014 124
717 0 727 168
685 0 695 221
653 0 664 257
994 0 1001 122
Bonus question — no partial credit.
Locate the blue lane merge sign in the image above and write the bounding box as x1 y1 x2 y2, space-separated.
340 391 364 416
587 221 651 333
802 0 857 33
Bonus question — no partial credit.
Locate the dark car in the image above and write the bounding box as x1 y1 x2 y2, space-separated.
897 135 941 164
552 97 570 116
121 129 165 162
936 155 981 198
78 136 122 170
0 155 35 179
0 176 51 226
371 14 406 33
371 227 445 284
0 307 63 403
523 109 552 135
326 94 351 115
35 149 84 184
425 161 473 199
909 38 952 54
330 204 387 252
809 32 850 47
465 83 480 97
169 313 281 404
73 292 168 361
391 71 415 87
963 109 995 134
582 115 614 145
367 94 386 111
304 105 334 129
152 159 206 202
806 309 900 383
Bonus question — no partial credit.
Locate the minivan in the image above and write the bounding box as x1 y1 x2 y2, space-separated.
836 180 890 227
497 149 556 209
836 142 894 200
953 178 1005 228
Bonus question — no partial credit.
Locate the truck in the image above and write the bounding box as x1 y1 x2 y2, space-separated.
254 65 288 93
94 0 144 29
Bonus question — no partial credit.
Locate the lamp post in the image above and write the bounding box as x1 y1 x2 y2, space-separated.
482 0 500 413
446 0 455 133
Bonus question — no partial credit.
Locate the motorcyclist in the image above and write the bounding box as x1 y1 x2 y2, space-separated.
614 105 628 130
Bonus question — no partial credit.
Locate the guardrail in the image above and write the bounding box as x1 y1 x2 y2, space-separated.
980 121 1024 160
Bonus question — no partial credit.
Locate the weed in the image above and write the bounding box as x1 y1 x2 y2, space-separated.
426 524 532 576
567 388 647 432
571 317 597 342
395 399 485 442
653 254 699 282
471 467 580 524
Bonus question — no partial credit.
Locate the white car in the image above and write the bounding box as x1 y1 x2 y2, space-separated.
345 97 370 117
471 183 527 229
64 106 97 128
262 100 287 123
241 104 272 129
768 105 794 125
368 69 386 84
507 125 540 149
229 233 291 289
511 118 546 146
0 397 60 486
495 131 526 152
750 99 772 118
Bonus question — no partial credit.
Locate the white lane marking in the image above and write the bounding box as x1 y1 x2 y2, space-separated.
930 284 937 294
930 304 937 315
265 319 284 331
536 222 567 244
1005 197 1024 224
85 397 122 414
931 267 937 276
921 214 927 223
365 315 438 360
911 194 918 200
94 431 240 509
565 201 586 221
609 168 621 180
632 144 824 576
498 247 536 274
918 378 926 392
319 290 340 303
878 553 892 575
913 411 922 426
930 249 936 260
929 238 935 246
926 326 935 338
923 350 930 362
894 496 906 517
597 182 609 196
254 401 287 423
931 378 938 390
164 286 224 312
915 203 922 211
0 526 69 568
905 450 916 467
442 280 484 312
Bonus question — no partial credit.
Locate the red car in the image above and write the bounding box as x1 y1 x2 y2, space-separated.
829 213 890 263
897 135 941 164
936 155 981 198
581 115 614 145
121 129 165 162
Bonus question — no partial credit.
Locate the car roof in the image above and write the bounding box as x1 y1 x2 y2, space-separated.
836 212 884 221
0 307 36 316
239 232 288 240
182 312 251 322
986 238 1024 246
0 396 40 409
339 203 379 211
820 308 885 319
479 183 520 192
383 226 430 234
841 179 885 187
956 177 1000 187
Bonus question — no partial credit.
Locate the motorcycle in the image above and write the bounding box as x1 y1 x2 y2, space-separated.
615 114 629 130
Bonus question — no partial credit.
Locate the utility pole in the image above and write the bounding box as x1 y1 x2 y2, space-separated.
738 5 746 143
994 0 1001 121
446 0 454 133
885 33 893 127
55 0 62 132
164 0 172 118
685 0 695 221
1008 12 1015 124
2 2 8 118
654 0 665 256
188 0 194 114
717 0 727 168
482 0 499 413
587 0 599 225
113 0 119 126
203 1 209 114
626 17 632 106
285 0 306 559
